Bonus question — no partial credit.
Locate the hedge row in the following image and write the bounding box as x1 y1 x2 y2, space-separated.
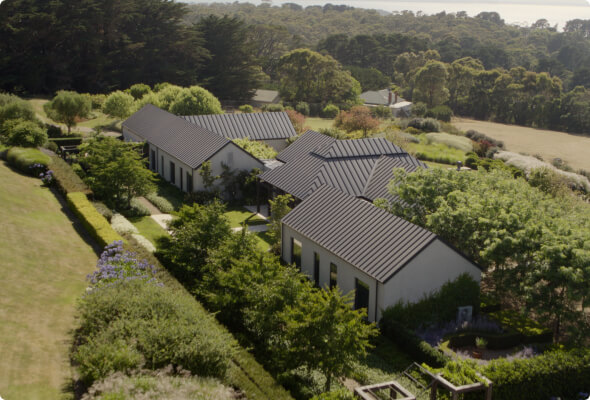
49 155 92 196
66 192 123 247
6 146 51 174
465 349 590 400
125 236 294 400
48 137 83 146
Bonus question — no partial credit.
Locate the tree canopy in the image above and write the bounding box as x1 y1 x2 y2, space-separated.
44 91 91 134
277 49 361 106
377 167 590 342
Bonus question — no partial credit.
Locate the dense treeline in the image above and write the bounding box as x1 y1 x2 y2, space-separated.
0 0 261 99
185 2 590 89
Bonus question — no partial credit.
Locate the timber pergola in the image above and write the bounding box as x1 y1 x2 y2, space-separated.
355 381 416 400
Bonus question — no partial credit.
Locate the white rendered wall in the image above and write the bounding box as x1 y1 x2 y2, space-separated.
282 225 378 321
377 239 481 321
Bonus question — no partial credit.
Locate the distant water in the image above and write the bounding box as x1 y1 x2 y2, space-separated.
187 0 590 30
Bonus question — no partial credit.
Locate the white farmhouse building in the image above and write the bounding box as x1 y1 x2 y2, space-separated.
281 185 482 322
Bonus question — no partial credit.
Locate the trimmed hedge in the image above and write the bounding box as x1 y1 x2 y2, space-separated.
145 192 174 213
48 137 83 147
66 192 123 247
469 349 590 400
49 155 92 196
6 147 51 174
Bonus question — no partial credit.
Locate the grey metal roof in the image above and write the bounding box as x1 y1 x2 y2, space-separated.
277 130 335 163
122 104 230 169
251 89 281 104
182 112 297 141
282 185 437 283
260 131 426 200
312 137 405 159
260 153 326 199
362 155 427 202
360 90 390 106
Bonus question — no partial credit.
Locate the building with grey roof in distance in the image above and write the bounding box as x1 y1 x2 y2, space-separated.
281 185 482 322
182 111 297 151
259 130 426 203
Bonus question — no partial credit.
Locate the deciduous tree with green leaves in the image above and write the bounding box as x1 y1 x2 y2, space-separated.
334 105 380 137
102 90 135 119
44 90 91 134
377 167 590 342
268 194 293 253
279 287 379 391
80 136 156 209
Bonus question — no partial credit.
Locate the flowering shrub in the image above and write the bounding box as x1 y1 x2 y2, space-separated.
39 169 54 186
29 162 46 176
87 241 158 287
110 213 139 235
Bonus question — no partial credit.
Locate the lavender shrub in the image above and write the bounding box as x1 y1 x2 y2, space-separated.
88 240 159 287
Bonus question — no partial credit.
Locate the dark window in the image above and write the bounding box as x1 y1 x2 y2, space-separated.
161 155 164 175
170 161 175 184
314 252 320 287
150 150 156 171
186 171 193 192
291 238 302 269
180 167 183 191
330 263 337 289
354 278 370 312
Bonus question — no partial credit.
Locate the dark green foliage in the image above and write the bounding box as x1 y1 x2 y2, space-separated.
381 274 480 330
239 104 254 113
45 124 62 138
425 105 453 122
0 0 206 93
48 155 92 196
347 66 391 92
0 98 36 124
72 280 236 385
379 319 450 368
371 105 392 119
126 83 152 100
197 15 263 100
311 389 355 400
6 147 50 174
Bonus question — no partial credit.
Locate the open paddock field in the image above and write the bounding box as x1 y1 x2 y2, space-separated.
453 118 590 172
0 162 98 400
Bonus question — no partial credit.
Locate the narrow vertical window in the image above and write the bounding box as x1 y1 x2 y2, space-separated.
313 252 320 287
180 167 183 191
291 238 302 269
354 278 370 312
161 155 164 175
330 263 337 289
150 150 156 171
186 171 193 192
170 161 175 184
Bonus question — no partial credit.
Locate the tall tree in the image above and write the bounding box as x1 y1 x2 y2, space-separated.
277 49 361 105
44 90 91 134
413 60 449 107
81 136 156 209
197 15 264 100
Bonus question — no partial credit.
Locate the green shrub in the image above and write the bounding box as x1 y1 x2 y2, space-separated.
49 155 92 195
425 105 453 122
0 98 36 123
45 124 63 138
88 94 107 110
407 117 441 132
262 103 284 112
239 104 254 113
404 126 422 135
0 143 8 160
372 105 392 119
233 137 278 159
120 198 151 217
45 141 58 152
66 192 123 247
411 102 427 117
379 319 449 367
477 348 590 400
73 279 236 385
412 140 467 165
448 331 523 350
488 310 551 339
4 120 47 147
381 274 480 330
126 83 152 100
425 132 473 152
6 147 51 174
295 101 310 116
145 192 174 213
322 104 340 118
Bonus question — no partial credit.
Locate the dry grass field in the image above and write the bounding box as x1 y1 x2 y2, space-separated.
453 118 590 172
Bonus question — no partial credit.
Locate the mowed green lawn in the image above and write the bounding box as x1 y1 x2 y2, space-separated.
0 162 98 400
